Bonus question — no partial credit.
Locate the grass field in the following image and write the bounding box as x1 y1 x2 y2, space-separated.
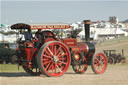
0 64 74 72
0 64 24 72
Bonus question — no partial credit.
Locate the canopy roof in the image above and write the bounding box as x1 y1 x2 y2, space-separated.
11 23 30 30
11 23 71 30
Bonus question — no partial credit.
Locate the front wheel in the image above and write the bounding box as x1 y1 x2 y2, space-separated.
91 53 107 74
37 41 71 77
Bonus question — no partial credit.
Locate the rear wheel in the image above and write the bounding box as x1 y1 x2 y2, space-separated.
91 53 107 74
37 41 71 77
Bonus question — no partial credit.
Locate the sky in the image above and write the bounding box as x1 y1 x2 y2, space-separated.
0 0 128 25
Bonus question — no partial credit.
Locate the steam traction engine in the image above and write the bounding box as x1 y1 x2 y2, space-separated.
11 20 107 77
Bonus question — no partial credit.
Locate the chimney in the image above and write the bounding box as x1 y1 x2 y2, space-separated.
83 20 91 42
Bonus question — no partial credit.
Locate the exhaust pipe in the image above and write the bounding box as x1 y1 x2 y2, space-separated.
83 20 91 42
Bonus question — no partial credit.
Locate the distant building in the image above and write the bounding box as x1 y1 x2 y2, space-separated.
109 16 119 24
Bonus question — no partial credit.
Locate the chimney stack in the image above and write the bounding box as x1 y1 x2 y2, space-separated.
83 20 91 42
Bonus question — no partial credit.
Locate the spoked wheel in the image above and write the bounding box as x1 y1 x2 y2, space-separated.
91 53 107 74
119 57 126 64
72 51 88 74
37 41 71 77
108 57 114 64
22 66 41 76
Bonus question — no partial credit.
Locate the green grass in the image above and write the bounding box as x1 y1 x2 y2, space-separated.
0 64 73 73
0 64 24 72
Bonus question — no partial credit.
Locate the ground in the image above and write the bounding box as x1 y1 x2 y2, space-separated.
0 64 128 85
96 37 128 57
0 37 128 85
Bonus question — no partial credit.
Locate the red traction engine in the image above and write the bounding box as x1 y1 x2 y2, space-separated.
11 20 107 77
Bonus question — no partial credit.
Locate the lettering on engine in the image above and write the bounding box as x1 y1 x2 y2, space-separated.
62 39 77 47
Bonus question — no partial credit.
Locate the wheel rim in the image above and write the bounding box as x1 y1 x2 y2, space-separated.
93 53 107 74
41 42 70 77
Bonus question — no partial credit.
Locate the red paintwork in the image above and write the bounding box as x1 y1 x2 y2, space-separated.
62 39 89 55
62 38 77 47
69 42 88 54
18 42 37 62
25 48 37 61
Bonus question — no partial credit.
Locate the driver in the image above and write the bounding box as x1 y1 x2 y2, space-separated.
24 29 33 41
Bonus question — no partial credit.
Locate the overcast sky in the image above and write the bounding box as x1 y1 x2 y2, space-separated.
1 0 128 25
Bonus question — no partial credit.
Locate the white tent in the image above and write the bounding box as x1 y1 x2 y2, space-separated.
95 28 124 35
78 27 126 40
94 28 126 40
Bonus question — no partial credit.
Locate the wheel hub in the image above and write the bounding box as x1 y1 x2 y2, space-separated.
97 61 103 66
74 54 80 61
53 56 59 63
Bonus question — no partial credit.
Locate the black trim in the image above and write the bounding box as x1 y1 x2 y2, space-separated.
11 23 30 30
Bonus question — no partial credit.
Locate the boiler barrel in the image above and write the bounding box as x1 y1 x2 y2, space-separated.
85 42 95 65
